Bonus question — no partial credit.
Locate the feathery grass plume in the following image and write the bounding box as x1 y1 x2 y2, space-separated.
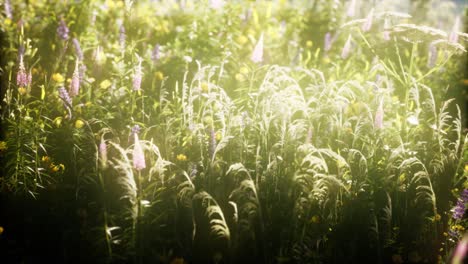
132 133 145 171
4 0 12 19
341 35 352 59
193 191 231 241
346 0 356 17
324 32 333 52
251 33 264 63
72 38 84 60
133 57 143 91
374 99 384 129
427 42 437 68
448 16 460 43
69 60 80 97
361 8 374 32
16 54 31 88
57 18 69 40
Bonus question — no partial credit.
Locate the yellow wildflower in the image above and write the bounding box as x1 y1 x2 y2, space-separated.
75 119 85 129
41 156 51 164
4 18 11 26
306 40 313 47
176 154 187 161
443 232 448 237
310 215 320 224
0 141 7 151
215 131 222 141
240 67 249 75
236 35 248 45
200 82 209 93
52 73 65 83
100 79 112 89
18 87 27 95
235 73 245 82
464 164 468 172
54 117 63 128
155 71 164 81
434 214 441 222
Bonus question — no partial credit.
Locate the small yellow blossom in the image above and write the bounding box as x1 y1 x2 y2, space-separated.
464 164 468 172
201 82 209 93
321 56 331 64
434 214 441 222
155 71 164 81
236 35 248 45
0 141 7 151
452 224 465 231
52 73 65 83
306 40 313 47
18 87 27 95
100 79 112 89
235 73 245 82
240 67 249 75
75 119 85 129
443 232 448 237
54 117 63 128
41 156 51 164
310 215 320 224
4 18 11 26
176 154 187 161
215 131 222 141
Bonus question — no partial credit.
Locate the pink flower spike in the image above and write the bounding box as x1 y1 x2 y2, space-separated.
362 8 374 32
133 58 143 91
374 99 384 129
346 0 356 17
133 133 146 171
70 60 80 97
251 33 264 63
448 16 460 43
341 35 352 59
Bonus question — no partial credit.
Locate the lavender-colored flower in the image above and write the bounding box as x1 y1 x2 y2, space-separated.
69 61 80 97
130 124 141 139
188 162 198 178
99 138 107 168
133 59 142 91
209 0 224 9
341 35 352 59
461 189 468 202
346 0 356 17
324 32 333 52
151 44 160 63
251 33 264 63
453 198 466 220
448 16 460 43
427 43 437 68
72 38 84 60
57 18 69 40
16 55 30 87
361 8 374 32
374 100 384 129
133 133 146 171
4 0 12 19
119 24 126 50
58 87 72 118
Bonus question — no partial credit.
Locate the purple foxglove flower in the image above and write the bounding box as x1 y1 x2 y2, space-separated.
346 0 356 17
449 16 460 43
374 100 384 129
151 44 160 63
251 33 264 63
461 189 468 202
133 133 146 171
72 38 84 60
324 32 333 52
58 87 72 118
4 0 12 19
16 55 30 87
70 61 80 97
427 43 437 68
341 35 352 59
362 8 374 32
133 59 142 91
453 199 466 220
57 18 69 40
99 138 107 168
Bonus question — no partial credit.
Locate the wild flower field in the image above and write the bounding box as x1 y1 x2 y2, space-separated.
0 0 467 263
